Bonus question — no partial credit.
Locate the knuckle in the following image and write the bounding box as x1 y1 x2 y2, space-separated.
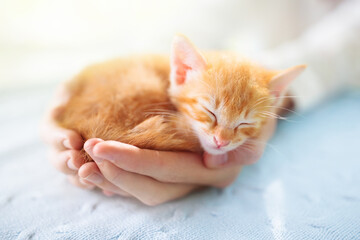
156 171 181 183
67 150 77 159
106 165 125 184
49 150 77 174
78 178 96 189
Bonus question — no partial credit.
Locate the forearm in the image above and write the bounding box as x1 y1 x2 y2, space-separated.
261 0 360 111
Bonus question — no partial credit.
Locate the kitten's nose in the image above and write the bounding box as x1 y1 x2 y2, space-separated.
213 136 230 148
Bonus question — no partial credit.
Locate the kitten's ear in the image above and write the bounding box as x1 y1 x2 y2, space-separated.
269 64 306 104
170 35 207 86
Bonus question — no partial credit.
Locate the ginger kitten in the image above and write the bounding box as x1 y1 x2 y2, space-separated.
56 35 305 160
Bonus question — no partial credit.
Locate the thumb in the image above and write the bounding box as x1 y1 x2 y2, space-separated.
203 152 229 169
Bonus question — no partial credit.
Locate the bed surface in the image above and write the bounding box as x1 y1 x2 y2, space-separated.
1 86 359 240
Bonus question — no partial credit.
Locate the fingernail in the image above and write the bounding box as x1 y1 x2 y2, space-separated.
84 141 93 152
85 173 103 184
83 141 102 163
92 144 106 162
67 159 78 170
63 139 71 149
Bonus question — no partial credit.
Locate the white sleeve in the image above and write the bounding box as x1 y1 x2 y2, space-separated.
260 0 360 111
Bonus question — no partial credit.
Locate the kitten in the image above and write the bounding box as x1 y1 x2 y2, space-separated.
56 35 305 160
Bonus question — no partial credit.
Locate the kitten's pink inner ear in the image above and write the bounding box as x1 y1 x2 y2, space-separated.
170 35 207 85
270 64 306 98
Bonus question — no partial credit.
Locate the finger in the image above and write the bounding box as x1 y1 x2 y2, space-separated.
228 145 264 166
97 160 198 206
67 175 95 189
78 161 131 197
202 153 229 169
88 140 237 186
254 117 277 143
42 120 84 151
49 149 85 174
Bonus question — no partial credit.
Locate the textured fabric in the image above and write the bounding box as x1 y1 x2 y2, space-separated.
1 87 360 239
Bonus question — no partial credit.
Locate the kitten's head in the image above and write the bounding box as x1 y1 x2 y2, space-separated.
169 35 305 155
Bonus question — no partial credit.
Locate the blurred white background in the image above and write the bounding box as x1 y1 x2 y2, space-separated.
0 0 344 90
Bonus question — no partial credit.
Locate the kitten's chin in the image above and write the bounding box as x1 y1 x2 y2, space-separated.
202 143 241 155
202 146 228 155
204 148 227 155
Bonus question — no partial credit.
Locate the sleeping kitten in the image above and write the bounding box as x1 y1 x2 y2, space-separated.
56 35 305 160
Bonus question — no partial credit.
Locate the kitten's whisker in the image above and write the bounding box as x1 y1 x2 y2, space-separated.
267 95 302 101
252 96 271 105
146 107 177 112
259 113 301 123
262 106 303 117
144 109 177 113
144 113 178 118
144 111 178 115
253 96 301 110
236 144 255 153
250 97 272 109
245 139 284 157
259 110 302 122
250 95 301 111
143 101 172 106
143 112 179 118
259 111 283 118
259 113 287 120
142 103 173 109
144 108 178 115
260 110 281 116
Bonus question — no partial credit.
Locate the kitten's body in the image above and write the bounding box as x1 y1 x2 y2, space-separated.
58 55 202 155
56 36 305 160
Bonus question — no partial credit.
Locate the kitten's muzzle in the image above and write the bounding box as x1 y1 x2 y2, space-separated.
213 136 230 148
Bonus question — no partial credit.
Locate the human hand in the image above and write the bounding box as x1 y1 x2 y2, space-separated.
40 85 92 189
78 138 241 205
76 117 277 206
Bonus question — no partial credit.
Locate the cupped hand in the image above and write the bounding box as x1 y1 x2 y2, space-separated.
79 139 241 206
77 117 277 206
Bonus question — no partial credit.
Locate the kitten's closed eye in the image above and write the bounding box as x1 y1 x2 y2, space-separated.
236 122 255 129
203 107 217 125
